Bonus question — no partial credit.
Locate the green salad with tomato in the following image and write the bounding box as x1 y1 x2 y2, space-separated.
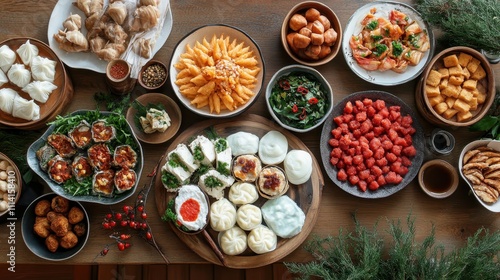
269 72 330 129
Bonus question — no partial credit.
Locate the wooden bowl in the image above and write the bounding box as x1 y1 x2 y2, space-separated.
138 59 168 91
126 93 182 144
418 46 495 127
0 37 71 130
281 1 342 66
0 152 22 218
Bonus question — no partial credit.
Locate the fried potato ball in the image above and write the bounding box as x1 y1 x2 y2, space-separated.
45 234 59 253
34 200 51 216
34 217 50 238
46 211 61 223
50 215 69 237
68 206 85 224
60 231 79 249
73 222 87 237
51 196 70 213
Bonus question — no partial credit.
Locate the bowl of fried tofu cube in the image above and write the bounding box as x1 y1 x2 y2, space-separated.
417 46 495 127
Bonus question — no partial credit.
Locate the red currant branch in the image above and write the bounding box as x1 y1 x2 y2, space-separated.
93 155 169 263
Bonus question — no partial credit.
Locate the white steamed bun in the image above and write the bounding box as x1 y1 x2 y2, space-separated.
284 150 313 185
258 130 288 165
227 131 260 156
261 195 305 238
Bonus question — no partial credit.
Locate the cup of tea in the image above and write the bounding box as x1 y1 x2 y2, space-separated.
418 159 459 199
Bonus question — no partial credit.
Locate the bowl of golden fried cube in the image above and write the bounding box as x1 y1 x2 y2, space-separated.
21 193 89 261
416 46 495 127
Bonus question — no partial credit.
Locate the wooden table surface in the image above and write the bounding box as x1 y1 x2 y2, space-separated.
1 0 499 267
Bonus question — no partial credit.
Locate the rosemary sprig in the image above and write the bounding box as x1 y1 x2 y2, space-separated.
286 214 500 279
416 0 500 54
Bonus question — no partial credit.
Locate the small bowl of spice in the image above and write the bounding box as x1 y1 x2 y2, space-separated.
139 60 168 91
106 59 135 95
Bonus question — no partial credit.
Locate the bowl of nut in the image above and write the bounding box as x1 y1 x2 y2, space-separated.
21 193 89 261
138 59 168 91
281 1 342 66
416 46 495 127
0 152 22 218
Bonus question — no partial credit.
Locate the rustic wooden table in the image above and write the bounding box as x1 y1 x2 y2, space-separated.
1 0 499 269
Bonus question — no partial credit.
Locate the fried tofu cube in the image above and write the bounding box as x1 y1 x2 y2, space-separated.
442 108 458 119
457 111 472 122
445 97 456 108
438 68 449 79
426 69 442 87
448 65 463 77
462 67 471 79
439 78 449 90
434 102 449 114
448 75 464 86
453 99 471 113
443 54 459 67
476 91 487 104
471 65 486 80
469 97 478 110
467 57 481 73
428 94 444 107
425 85 441 97
459 88 474 102
458 52 473 67
463 79 477 90
441 84 461 98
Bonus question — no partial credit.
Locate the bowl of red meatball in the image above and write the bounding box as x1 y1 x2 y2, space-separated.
320 90 425 198
281 1 342 66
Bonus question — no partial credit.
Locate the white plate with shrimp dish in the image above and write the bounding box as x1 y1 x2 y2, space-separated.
342 1 434 86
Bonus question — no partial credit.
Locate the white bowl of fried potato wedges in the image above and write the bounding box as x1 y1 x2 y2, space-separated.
459 139 500 212
169 24 265 118
421 46 495 127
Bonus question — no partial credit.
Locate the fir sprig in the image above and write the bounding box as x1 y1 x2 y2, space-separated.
286 214 500 280
416 0 500 54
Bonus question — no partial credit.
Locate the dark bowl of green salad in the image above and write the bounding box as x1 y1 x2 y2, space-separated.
266 64 333 133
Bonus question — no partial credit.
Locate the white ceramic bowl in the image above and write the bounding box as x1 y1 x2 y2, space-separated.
266 64 333 133
459 139 500 212
169 24 265 118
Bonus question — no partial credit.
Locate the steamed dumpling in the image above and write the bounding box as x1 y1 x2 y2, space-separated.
0 88 20 114
261 195 305 238
0 45 16 72
219 226 247 256
0 70 7 87
12 95 40 121
7 64 31 88
258 130 288 165
210 198 236 232
31 56 56 82
22 81 58 103
228 182 259 205
227 131 260 156
284 150 313 185
247 225 277 254
236 204 262 231
16 40 39 65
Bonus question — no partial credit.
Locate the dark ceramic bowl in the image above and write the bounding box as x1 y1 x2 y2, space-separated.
320 90 425 198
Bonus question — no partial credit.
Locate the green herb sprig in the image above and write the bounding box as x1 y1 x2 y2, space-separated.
286 214 500 279
469 89 500 139
416 0 500 54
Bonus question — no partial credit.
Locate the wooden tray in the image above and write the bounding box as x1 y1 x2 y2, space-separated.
0 37 71 130
154 114 324 268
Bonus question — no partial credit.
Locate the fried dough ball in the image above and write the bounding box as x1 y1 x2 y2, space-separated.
305 8 321 22
50 215 69 237
34 200 51 216
51 196 70 213
293 33 311 49
73 222 87 237
68 206 85 224
45 234 59 253
60 231 79 249
34 217 50 238
289 14 307 31
46 211 62 223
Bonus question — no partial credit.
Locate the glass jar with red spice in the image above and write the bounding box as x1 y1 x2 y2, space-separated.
106 59 136 95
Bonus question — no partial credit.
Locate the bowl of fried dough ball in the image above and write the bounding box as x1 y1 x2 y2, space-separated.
281 1 342 66
22 193 89 261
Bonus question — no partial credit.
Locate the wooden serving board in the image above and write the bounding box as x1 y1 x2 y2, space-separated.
154 114 324 269
0 37 70 130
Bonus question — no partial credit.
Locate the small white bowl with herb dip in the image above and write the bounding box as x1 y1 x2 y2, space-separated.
266 64 333 133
